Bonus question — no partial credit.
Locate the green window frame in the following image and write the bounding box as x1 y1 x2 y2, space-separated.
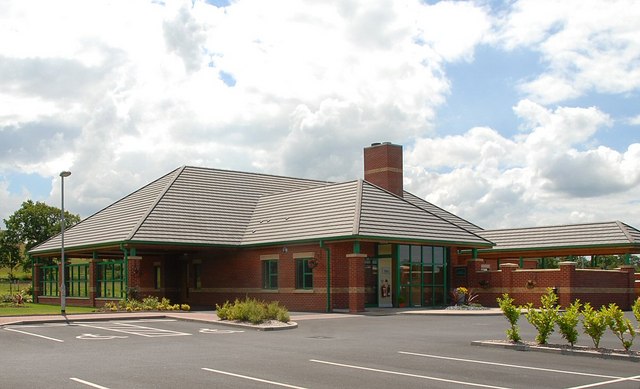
67 263 89 297
154 265 162 289
193 263 201 289
41 265 59 297
262 260 278 289
97 261 125 299
295 259 313 290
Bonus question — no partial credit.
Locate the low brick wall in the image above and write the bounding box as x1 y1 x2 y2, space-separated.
466 259 637 310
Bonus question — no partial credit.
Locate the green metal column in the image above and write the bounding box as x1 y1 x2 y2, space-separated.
443 248 448 305
320 241 331 313
519 256 524 268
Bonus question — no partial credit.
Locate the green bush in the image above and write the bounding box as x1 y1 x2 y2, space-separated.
556 300 581 346
604 303 636 351
581 303 608 348
497 293 522 342
632 298 640 326
215 297 290 324
524 288 559 344
142 296 160 310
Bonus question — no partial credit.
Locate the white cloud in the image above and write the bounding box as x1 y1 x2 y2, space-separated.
1 0 639 232
495 0 640 104
405 100 640 228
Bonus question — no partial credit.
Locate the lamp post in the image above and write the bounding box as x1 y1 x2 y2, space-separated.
60 171 71 315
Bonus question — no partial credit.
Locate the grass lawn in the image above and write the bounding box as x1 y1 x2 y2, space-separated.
0 266 31 280
0 303 97 316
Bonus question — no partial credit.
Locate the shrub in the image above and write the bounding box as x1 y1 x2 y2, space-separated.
524 288 559 344
215 297 290 324
180 304 190 311
142 296 160 310
632 298 640 326
604 303 636 351
581 303 608 348
556 300 581 346
497 293 522 342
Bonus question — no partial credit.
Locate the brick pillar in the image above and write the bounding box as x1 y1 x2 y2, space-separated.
558 261 577 308
466 258 484 288
618 265 636 310
500 263 518 300
346 253 366 312
128 256 142 299
33 263 41 303
89 259 98 307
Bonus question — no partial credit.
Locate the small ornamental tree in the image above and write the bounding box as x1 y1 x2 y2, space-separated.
604 303 636 351
632 298 640 327
524 288 559 344
556 300 581 346
581 303 608 348
497 293 522 342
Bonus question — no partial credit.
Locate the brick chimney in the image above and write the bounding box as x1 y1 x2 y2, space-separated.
363 142 403 197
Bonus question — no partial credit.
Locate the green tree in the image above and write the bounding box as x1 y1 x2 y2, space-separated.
0 229 22 294
2 200 80 270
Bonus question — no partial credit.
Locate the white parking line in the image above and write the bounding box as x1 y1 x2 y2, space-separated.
70 377 110 389
202 368 307 388
565 374 640 389
309 359 509 389
397 351 624 380
4 327 64 343
75 321 191 337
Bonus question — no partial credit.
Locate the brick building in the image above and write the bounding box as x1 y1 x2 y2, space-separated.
29 143 639 311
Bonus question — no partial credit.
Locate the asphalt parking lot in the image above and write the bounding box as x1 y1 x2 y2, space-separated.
2 313 639 388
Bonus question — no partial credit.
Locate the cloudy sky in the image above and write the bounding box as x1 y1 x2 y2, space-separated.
1 0 639 230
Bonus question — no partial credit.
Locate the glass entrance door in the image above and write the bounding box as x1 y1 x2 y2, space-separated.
397 245 448 307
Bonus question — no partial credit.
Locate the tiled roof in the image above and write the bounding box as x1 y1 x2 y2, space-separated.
402 191 484 234
30 167 490 254
358 182 491 245
242 180 492 246
478 221 640 251
31 166 329 252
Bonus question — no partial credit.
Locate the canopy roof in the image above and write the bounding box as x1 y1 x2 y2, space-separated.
30 166 491 255
477 221 640 258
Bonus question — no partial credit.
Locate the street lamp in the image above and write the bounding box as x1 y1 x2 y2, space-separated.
60 171 71 315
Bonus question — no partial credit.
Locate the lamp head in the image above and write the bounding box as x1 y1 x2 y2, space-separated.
59 171 71 178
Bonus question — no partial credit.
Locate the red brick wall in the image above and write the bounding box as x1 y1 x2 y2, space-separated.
156 241 368 312
467 259 637 309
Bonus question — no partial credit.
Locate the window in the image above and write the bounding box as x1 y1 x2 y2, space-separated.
262 260 278 289
295 259 313 290
154 265 162 289
97 261 125 299
41 265 58 297
67 263 89 297
193 263 201 289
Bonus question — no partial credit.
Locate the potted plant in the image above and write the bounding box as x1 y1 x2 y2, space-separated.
397 295 406 308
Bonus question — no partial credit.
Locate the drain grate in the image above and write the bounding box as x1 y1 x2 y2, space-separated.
308 336 333 339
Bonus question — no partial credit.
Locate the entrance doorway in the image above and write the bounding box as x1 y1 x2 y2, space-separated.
398 245 448 307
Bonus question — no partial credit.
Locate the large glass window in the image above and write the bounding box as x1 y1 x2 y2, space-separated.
295 259 313 290
67 263 89 297
97 261 125 299
262 260 278 289
41 265 58 297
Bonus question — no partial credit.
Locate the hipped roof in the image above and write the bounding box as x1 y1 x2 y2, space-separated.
30 166 491 255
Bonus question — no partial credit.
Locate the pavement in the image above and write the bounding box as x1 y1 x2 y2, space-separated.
0 307 503 327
